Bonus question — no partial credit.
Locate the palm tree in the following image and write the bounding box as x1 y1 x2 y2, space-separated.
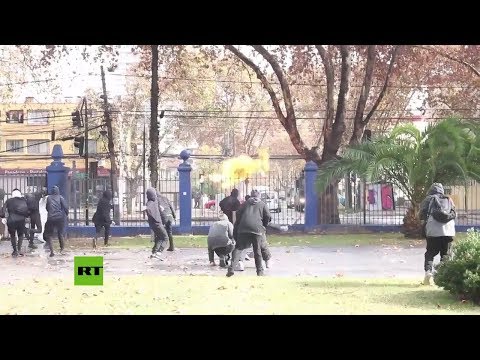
317 118 480 237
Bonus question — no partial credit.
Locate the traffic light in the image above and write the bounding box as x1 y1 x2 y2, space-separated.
72 111 82 128
74 136 85 156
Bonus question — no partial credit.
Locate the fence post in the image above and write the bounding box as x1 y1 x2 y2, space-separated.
304 161 318 231
46 145 70 237
178 149 192 234
46 145 70 200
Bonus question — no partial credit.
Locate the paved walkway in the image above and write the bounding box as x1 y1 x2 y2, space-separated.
0 240 428 284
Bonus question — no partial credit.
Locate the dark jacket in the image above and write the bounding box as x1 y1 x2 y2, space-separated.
46 186 68 222
235 196 271 236
1 196 29 223
146 188 163 230
219 189 241 223
25 192 43 213
93 190 113 225
157 191 175 221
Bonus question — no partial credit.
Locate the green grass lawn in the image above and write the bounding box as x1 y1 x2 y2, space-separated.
1 276 477 314
68 233 427 250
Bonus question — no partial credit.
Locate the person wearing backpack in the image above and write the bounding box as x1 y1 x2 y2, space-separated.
419 182 456 285
0 189 29 257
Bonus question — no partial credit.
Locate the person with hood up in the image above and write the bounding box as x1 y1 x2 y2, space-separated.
219 188 241 224
0 189 29 257
25 188 47 250
207 212 235 267
227 189 272 277
419 182 456 285
156 190 176 251
92 190 113 249
44 185 69 257
144 188 168 259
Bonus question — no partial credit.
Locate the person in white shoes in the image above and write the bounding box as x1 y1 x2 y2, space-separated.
419 183 456 285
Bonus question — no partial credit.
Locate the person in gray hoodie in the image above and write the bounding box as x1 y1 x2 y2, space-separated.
156 190 176 251
44 185 69 257
227 189 272 277
207 212 235 268
145 188 168 260
419 182 456 285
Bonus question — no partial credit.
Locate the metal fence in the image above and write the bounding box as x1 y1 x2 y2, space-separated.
67 175 180 226
2 172 479 228
191 170 305 226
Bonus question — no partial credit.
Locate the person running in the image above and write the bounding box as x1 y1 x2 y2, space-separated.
44 186 69 257
156 190 176 251
92 190 113 249
419 182 456 285
145 188 168 260
227 190 272 277
25 189 46 250
1 189 29 257
207 212 235 268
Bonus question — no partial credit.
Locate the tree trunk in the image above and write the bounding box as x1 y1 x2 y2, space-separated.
402 204 423 238
149 45 159 188
318 182 340 224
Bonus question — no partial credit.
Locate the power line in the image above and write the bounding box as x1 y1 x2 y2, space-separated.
112 73 479 89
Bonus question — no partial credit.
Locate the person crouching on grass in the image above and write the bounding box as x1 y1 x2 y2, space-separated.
207 212 235 268
143 188 168 260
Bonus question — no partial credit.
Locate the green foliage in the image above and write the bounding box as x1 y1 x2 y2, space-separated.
435 228 480 304
317 118 480 206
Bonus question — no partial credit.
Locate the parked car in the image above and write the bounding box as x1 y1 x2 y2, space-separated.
261 191 281 213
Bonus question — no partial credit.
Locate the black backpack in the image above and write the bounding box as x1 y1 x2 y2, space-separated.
429 196 456 223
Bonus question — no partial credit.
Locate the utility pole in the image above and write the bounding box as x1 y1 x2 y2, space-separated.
142 116 146 218
83 97 89 225
100 66 120 225
149 45 159 188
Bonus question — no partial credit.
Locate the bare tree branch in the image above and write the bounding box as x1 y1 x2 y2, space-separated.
252 45 295 119
322 45 351 161
415 45 480 77
316 45 335 147
363 46 400 125
225 46 287 125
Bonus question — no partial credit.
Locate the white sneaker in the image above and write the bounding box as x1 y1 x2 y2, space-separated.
423 271 433 285
235 261 245 271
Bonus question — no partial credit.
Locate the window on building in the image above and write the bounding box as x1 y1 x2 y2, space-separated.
6 110 24 124
27 139 49 154
6 140 24 153
88 139 98 154
27 110 50 125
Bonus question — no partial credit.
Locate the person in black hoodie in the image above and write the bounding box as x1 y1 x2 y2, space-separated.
219 188 241 224
227 189 272 277
92 190 113 249
25 189 46 250
145 188 168 260
44 185 69 257
1 189 29 257
156 190 176 251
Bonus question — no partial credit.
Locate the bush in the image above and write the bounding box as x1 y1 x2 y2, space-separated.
435 228 480 304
